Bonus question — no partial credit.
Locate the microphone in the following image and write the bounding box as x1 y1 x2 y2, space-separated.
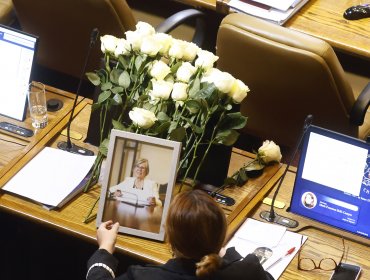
260 114 313 228
57 28 99 156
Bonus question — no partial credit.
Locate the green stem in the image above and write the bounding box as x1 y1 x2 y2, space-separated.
83 196 100 224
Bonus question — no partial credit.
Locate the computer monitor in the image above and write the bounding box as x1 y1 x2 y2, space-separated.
290 125 370 242
0 24 38 121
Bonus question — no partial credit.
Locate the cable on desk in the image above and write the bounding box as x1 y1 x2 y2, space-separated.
0 137 27 146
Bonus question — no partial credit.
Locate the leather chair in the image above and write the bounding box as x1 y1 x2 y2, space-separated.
216 13 370 149
12 0 205 80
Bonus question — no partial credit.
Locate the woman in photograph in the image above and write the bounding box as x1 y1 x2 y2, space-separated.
86 190 274 280
109 158 162 206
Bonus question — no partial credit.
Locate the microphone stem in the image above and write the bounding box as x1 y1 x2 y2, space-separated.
269 115 313 222
66 33 97 149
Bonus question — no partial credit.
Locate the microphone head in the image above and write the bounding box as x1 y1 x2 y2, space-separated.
90 28 99 47
303 114 313 130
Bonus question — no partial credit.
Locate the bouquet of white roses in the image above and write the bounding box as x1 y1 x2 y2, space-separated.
85 21 249 190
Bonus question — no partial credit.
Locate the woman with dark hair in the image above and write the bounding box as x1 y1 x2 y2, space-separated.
86 190 274 280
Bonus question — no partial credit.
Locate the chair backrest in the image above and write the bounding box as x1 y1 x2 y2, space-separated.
12 0 136 79
216 13 357 148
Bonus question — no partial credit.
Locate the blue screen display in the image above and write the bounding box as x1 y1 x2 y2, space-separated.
290 126 370 240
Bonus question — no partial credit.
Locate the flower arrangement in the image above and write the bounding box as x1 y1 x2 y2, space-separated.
225 140 282 187
84 21 249 191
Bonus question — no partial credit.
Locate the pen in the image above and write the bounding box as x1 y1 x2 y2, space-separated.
266 247 296 270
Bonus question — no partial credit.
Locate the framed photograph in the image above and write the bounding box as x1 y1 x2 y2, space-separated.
97 129 181 241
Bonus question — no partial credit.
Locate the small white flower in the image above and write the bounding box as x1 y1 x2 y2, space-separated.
135 21 155 36
168 39 185 59
258 140 282 164
125 30 143 51
172 82 188 101
182 41 199 61
100 35 118 53
150 60 171 80
150 79 173 100
195 49 219 70
114 38 130 57
228 79 249 103
129 107 157 129
141 35 162 57
176 62 196 83
202 68 235 93
153 33 173 55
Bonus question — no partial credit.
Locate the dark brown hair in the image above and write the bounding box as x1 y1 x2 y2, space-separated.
165 190 227 278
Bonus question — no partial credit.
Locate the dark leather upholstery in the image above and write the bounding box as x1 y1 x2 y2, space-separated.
216 13 370 148
12 0 137 79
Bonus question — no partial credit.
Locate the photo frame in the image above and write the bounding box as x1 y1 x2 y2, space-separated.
97 129 181 241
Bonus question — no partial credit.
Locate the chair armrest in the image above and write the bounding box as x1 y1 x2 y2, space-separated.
155 9 206 47
350 82 370 126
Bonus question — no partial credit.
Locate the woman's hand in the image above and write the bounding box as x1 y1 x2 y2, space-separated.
147 196 156 206
97 220 120 254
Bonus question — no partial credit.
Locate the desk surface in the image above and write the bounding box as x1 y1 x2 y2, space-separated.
177 0 370 59
1 85 369 278
249 167 370 280
0 88 283 264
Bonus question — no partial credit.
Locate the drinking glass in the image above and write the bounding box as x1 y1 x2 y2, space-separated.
27 82 48 129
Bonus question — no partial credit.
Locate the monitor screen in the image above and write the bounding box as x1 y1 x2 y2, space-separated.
290 125 370 240
0 24 38 121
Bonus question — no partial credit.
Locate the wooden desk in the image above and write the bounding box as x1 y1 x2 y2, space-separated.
176 0 370 59
248 167 370 280
0 93 283 264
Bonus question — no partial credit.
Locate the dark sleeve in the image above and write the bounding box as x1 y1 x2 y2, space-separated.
216 249 275 280
86 249 120 280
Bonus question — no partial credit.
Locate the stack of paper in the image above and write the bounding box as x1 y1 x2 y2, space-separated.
227 218 307 279
227 0 310 25
2 147 96 209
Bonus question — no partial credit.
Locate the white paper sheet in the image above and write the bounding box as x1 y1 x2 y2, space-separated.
3 147 96 206
227 218 306 279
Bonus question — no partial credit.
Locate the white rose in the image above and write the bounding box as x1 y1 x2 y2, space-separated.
171 82 188 101
195 49 219 70
150 79 173 100
150 60 171 80
201 68 235 93
129 107 157 129
182 41 199 61
258 140 282 164
100 35 118 53
114 38 130 57
135 21 155 36
140 35 161 57
125 30 143 51
176 62 196 83
153 33 173 55
168 39 185 59
228 79 249 103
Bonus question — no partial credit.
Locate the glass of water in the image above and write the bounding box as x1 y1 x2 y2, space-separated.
27 82 48 129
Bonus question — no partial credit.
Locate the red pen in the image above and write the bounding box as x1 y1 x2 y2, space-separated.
266 247 296 270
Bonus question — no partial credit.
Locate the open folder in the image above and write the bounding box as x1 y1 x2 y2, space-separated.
227 218 306 279
2 147 96 209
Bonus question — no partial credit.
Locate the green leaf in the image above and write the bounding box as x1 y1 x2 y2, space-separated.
111 86 124 94
169 127 186 142
118 71 130 89
219 112 248 130
170 61 182 74
135 55 145 72
223 177 238 186
118 55 129 69
188 77 200 98
86 72 101 86
185 100 201 114
99 138 110 157
97 90 111 104
112 93 123 105
101 82 112 91
157 112 170 122
154 121 171 134
112 119 126 130
215 130 240 146
91 103 101 112
110 68 122 84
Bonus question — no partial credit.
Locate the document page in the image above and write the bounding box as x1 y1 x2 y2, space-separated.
3 147 96 206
